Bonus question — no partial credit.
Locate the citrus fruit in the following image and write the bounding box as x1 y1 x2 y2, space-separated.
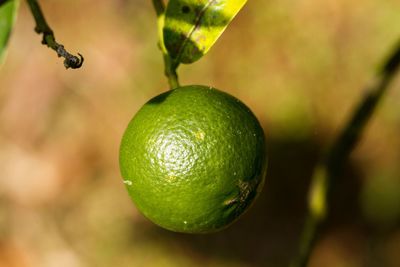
119 85 267 233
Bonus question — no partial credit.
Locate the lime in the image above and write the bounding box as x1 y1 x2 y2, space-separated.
119 85 267 233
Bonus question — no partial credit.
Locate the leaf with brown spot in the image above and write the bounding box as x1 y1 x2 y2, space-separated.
163 0 247 64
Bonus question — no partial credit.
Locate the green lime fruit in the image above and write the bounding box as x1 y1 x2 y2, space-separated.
119 85 267 233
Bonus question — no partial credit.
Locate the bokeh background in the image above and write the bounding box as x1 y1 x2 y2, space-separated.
1 0 400 266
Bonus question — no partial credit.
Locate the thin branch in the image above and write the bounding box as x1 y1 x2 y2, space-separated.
291 39 400 267
26 0 83 69
151 0 180 89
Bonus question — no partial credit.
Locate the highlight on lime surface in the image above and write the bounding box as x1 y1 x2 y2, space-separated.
119 85 267 233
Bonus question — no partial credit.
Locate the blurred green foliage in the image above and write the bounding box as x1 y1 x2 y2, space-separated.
0 0 19 64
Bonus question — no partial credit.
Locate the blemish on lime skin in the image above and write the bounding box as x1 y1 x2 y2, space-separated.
123 180 133 186
223 198 237 206
194 130 205 140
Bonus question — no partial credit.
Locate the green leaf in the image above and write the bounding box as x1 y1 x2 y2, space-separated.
163 0 247 64
0 0 19 65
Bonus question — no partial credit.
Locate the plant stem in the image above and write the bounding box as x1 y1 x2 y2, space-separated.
26 0 83 69
151 0 180 89
164 53 180 89
291 39 400 267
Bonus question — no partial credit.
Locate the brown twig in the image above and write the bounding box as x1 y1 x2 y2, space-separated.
26 0 83 69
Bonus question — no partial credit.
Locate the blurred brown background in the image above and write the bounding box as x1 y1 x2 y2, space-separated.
1 0 400 266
